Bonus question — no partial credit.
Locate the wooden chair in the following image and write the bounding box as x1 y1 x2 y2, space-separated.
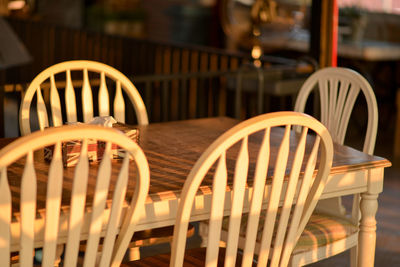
19 60 149 135
0 125 150 266
18 60 191 261
126 111 334 266
291 67 378 266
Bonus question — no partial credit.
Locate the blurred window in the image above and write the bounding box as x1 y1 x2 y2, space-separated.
339 0 400 14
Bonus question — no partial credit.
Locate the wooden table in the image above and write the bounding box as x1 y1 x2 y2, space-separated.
6 117 391 267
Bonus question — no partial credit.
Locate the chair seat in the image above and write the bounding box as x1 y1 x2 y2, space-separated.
121 247 253 267
220 213 358 254
126 213 356 267
294 214 358 253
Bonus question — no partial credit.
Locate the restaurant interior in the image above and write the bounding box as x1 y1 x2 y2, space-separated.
0 0 399 266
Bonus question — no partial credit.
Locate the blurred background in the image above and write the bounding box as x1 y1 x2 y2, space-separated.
1 0 399 153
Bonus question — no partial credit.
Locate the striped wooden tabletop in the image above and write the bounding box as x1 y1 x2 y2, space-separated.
2 117 391 217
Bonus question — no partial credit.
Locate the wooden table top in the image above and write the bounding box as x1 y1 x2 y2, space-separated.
3 117 391 216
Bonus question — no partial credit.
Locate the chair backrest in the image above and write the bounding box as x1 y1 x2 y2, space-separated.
170 111 333 267
0 125 149 267
294 67 378 155
19 60 149 135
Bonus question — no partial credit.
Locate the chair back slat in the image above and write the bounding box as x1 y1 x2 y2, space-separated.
224 138 249 267
0 168 11 266
83 142 112 267
205 154 228 267
36 86 49 131
64 139 90 266
50 75 63 127
256 126 290 267
110 152 149 266
337 85 360 144
318 79 329 126
99 155 130 267
42 141 63 267
327 78 338 132
113 81 125 123
268 127 307 266
280 136 321 266
171 112 333 267
332 80 350 140
98 72 110 117
65 69 77 122
82 69 94 122
297 136 322 234
20 151 37 267
242 128 271 266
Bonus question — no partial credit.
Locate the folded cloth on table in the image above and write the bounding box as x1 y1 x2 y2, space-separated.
44 116 139 166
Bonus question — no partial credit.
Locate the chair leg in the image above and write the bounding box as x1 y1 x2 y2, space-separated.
199 222 208 247
350 245 358 267
127 247 141 261
54 244 65 267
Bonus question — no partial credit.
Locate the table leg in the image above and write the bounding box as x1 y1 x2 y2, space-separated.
358 192 378 267
358 168 384 267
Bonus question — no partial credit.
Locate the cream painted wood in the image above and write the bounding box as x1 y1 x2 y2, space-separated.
224 137 248 267
42 141 63 267
206 154 228 266
0 168 11 267
64 138 90 267
83 142 112 267
0 125 150 266
50 75 62 127
20 60 149 135
291 234 358 266
36 86 49 130
170 111 334 267
357 167 384 267
100 156 130 267
82 68 94 123
98 72 110 117
65 70 77 122
292 67 378 266
114 81 125 122
272 129 315 266
294 67 377 155
20 151 36 267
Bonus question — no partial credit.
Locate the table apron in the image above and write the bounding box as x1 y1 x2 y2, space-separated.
9 169 380 250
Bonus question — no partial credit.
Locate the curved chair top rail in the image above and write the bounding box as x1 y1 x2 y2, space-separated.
20 60 149 135
294 67 378 155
